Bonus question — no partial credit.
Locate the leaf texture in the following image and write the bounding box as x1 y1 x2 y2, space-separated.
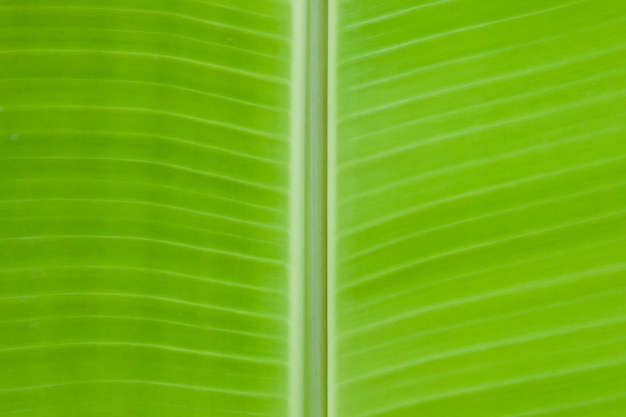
330 0 626 416
2 0 626 416
0 1 300 416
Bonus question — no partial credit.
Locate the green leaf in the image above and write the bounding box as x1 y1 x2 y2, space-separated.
0 1 298 416
2 0 626 416
330 0 626 416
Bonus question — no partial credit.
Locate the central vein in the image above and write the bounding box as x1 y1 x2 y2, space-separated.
305 0 328 416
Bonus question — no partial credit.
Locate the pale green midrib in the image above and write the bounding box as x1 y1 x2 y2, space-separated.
288 0 328 415
289 1 307 417
305 0 328 417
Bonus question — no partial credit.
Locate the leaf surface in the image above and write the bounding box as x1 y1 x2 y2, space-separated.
330 1 626 416
0 1 299 416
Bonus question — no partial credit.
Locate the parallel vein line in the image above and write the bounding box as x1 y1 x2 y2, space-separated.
6 103 286 141
339 154 625 238
0 265 283 294
0 50 288 84
0 235 286 265
339 209 626 292
508 393 626 417
340 88 626 169
341 180 626 262
0 6 287 41
1 156 285 193
342 43 624 122
358 356 626 417
350 16 626 90
0 380 282 398
0 315 282 340
341 311 626 388
0 177 282 213
343 123 622 205
6 213 282 246
347 66 624 141
0 77 286 113
344 235 626 316
341 0 588 63
341 262 626 338
344 285 626 359
0 28 286 60
0 342 285 365
0 198 282 231
343 0 452 30
0 292 284 321
0 129 286 165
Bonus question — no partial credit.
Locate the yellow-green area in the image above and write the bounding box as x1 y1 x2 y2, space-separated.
0 1 296 416
331 0 626 416
2 0 626 416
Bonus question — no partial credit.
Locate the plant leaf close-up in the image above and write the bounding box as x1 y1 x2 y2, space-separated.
330 0 626 416
0 0 302 416
1 0 625 416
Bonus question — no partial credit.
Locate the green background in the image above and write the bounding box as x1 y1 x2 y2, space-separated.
1 0 626 416
0 1 294 416
333 0 626 416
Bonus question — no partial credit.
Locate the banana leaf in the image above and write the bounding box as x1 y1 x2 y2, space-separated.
1 0 625 416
